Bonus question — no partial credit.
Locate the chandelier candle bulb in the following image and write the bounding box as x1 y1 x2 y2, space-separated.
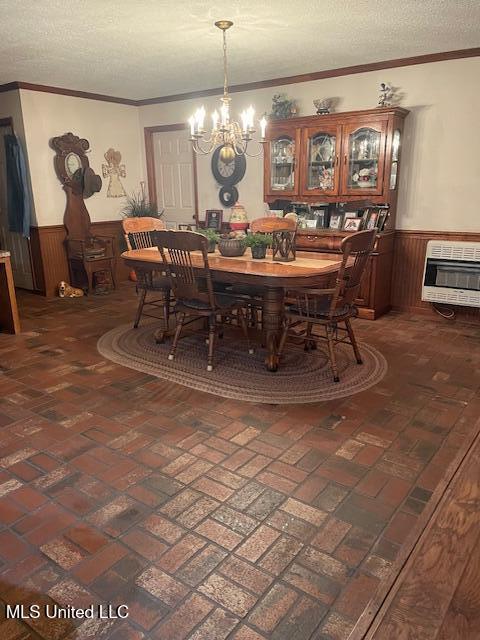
189 116 195 137
212 110 219 130
260 116 267 139
241 110 248 133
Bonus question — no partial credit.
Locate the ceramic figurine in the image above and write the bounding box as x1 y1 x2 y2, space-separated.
313 99 331 115
377 83 393 107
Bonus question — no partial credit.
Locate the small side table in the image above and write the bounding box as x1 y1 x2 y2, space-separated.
0 251 21 334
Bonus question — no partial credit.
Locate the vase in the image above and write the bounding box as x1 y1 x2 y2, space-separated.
229 203 249 232
207 239 216 253
251 245 267 259
218 238 246 257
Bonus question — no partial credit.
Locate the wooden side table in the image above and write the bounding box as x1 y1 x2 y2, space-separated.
0 251 21 334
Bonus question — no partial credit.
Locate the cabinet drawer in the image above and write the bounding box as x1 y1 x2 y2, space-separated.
296 234 342 251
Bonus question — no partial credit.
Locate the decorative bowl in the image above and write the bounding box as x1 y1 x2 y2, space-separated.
218 238 246 257
230 222 249 231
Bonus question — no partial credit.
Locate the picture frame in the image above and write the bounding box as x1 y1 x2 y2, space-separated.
361 209 370 229
344 211 358 220
377 210 389 232
305 219 318 229
329 213 343 230
314 211 326 228
343 217 362 231
205 209 223 230
366 211 379 230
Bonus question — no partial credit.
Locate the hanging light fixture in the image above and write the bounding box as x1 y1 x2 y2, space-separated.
188 20 267 159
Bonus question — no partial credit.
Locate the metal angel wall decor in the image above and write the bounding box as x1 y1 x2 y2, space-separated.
102 148 126 197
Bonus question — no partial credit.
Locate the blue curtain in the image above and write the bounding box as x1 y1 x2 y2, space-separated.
4 133 32 238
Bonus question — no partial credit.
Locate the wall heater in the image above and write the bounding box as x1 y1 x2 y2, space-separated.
422 240 480 307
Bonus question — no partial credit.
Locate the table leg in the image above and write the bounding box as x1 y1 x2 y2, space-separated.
262 287 284 372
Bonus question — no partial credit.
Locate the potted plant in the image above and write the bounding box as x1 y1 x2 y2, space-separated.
121 183 164 281
198 228 219 253
244 233 272 259
121 183 164 220
217 232 247 257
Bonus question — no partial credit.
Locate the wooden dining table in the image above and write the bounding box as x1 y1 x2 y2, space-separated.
122 247 347 372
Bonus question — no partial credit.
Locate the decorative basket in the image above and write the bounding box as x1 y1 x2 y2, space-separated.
218 238 246 257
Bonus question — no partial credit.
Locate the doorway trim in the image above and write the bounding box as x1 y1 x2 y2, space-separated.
144 123 199 226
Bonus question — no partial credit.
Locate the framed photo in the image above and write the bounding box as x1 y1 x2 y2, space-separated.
314 211 326 228
205 209 223 230
305 219 318 229
377 210 389 232
343 217 362 231
361 209 370 229
366 211 379 230
329 213 343 230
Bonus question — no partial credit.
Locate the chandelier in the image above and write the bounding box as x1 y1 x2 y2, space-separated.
188 20 267 160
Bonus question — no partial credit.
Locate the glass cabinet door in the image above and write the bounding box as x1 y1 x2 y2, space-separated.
269 133 297 194
303 126 340 195
342 122 386 195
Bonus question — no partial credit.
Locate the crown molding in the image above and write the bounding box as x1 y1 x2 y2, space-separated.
0 47 479 107
0 81 137 105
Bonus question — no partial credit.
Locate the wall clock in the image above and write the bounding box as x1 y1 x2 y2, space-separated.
211 145 246 186
219 185 239 208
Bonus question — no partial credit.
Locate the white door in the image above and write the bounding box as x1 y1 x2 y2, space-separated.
152 129 196 228
0 126 34 290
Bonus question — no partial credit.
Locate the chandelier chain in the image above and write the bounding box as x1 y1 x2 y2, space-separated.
223 29 228 98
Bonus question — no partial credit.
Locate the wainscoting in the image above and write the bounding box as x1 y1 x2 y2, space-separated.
391 230 480 320
30 220 130 297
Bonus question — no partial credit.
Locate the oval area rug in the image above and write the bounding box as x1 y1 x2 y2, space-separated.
97 322 387 404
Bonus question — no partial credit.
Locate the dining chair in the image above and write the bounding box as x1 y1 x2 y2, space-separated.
238 216 299 327
155 230 252 371
250 216 297 233
122 216 172 333
278 229 377 382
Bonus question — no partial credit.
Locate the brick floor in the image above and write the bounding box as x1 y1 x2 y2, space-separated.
0 285 479 639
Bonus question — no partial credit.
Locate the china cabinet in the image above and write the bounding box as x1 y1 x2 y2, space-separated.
264 107 409 319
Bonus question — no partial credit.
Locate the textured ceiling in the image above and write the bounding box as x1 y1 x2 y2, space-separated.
0 0 478 100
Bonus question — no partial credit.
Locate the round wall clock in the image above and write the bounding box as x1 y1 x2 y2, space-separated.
219 185 239 207
211 145 246 185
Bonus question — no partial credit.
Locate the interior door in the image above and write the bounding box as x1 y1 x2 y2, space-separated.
300 125 342 197
151 129 196 229
264 126 301 197
340 121 387 196
0 124 34 290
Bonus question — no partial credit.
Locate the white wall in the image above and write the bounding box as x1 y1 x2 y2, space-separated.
139 57 480 233
19 90 144 226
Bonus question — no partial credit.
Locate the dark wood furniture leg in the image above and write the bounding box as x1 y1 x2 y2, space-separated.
0 254 21 334
262 287 284 372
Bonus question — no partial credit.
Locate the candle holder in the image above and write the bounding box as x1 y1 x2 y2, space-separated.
272 230 296 262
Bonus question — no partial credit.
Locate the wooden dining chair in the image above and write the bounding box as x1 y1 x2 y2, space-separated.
155 230 252 371
122 217 172 333
278 229 377 382
250 216 297 233
235 216 299 327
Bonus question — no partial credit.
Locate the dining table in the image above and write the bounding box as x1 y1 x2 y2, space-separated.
122 247 348 372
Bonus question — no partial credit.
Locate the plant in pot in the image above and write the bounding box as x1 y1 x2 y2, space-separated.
244 233 272 259
198 228 219 253
120 183 164 281
217 232 247 257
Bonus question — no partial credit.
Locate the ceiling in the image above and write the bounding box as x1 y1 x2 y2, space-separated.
0 0 478 100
